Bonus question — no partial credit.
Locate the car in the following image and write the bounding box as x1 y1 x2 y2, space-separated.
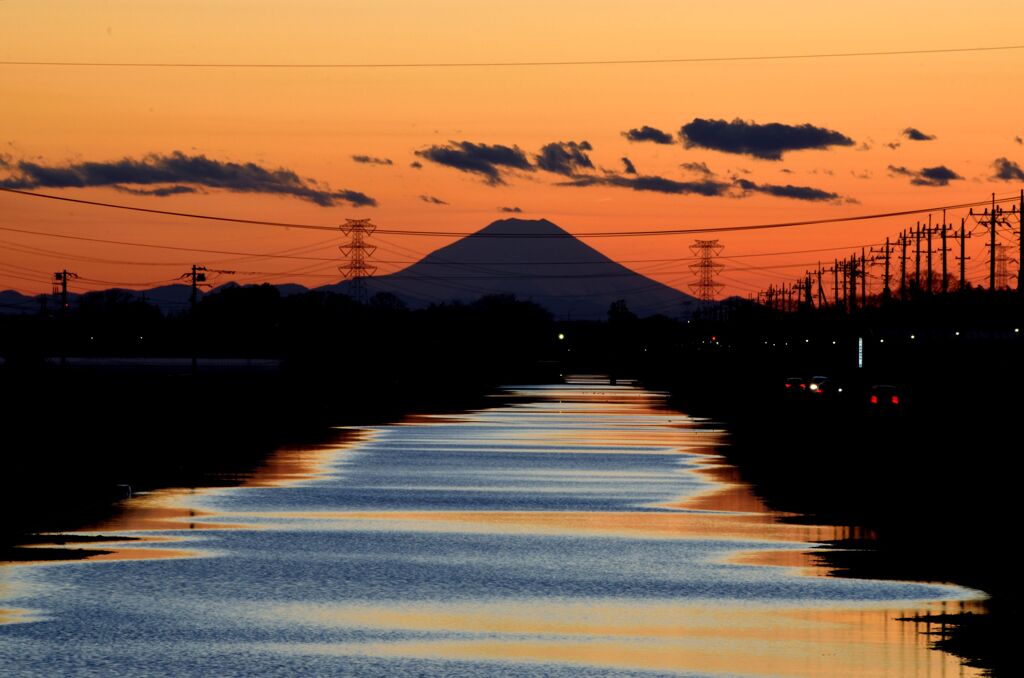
784 377 807 396
811 378 844 398
868 385 901 411
807 375 829 393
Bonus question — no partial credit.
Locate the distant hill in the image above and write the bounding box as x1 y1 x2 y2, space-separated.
0 289 38 315
319 218 697 319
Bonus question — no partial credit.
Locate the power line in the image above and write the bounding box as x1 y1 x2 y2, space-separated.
3 186 1020 238
2 45 1022 69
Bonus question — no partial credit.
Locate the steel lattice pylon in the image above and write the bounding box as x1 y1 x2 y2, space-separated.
688 239 724 302
339 218 377 304
995 242 1011 290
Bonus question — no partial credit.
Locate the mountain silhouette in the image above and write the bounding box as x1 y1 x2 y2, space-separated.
319 218 697 319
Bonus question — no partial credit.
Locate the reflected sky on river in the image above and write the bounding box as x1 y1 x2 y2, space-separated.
0 378 983 676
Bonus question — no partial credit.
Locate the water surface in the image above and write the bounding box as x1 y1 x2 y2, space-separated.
0 378 982 676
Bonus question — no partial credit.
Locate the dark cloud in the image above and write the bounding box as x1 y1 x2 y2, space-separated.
680 161 714 176
410 161 423 169
902 127 936 141
419 194 448 205
622 125 674 145
734 178 841 202
562 173 729 196
1016 136 1023 145
113 185 200 197
535 140 593 177
560 168 843 202
0 151 376 206
621 157 637 175
414 141 532 185
352 155 393 165
0 153 10 169
886 142 901 150
992 157 1024 181
679 118 855 160
780 168 794 174
888 164 963 187
499 206 523 213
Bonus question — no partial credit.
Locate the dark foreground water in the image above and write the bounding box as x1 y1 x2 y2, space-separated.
0 378 983 677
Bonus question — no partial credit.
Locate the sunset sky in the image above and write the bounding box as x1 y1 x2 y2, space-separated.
2 1 1024 302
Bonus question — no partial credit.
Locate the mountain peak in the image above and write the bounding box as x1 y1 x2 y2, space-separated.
473 218 568 237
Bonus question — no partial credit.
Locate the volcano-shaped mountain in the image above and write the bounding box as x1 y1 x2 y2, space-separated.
320 218 697 319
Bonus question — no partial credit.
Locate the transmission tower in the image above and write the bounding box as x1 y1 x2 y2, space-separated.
995 243 1011 290
688 239 724 303
338 218 377 304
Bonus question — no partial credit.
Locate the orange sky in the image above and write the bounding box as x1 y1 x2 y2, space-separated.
2 1 1024 301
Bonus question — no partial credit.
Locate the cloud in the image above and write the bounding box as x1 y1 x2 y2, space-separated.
352 155 393 165
562 173 730 196
535 140 594 176
621 157 637 175
680 161 714 176
734 178 841 202
902 127 936 141
0 153 10 168
499 206 523 213
888 164 963 187
679 118 855 160
410 161 423 169
0 151 376 206
992 157 1024 181
622 125 674 144
1016 136 1023 145
415 141 532 185
419 194 448 205
886 142 901 150
113 185 200 197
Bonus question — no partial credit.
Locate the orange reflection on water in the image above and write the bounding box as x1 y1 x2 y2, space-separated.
256 508 849 544
0 607 39 625
263 599 981 678
240 429 368 488
6 543 200 566
77 489 243 534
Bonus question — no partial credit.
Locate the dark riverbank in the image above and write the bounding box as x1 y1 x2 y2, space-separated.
0 358 557 550
646 340 1021 676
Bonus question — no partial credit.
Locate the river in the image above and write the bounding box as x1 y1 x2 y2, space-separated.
0 377 983 676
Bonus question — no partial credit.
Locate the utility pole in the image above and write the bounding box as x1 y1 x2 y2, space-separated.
848 255 857 312
53 269 78 367
926 215 933 293
185 264 207 375
956 218 970 291
990 193 998 291
339 218 378 304
816 265 826 308
833 259 840 306
882 237 892 300
914 222 922 293
899 230 909 300
1019 189 1024 293
941 210 949 294
860 248 867 307
803 272 813 310
189 264 207 312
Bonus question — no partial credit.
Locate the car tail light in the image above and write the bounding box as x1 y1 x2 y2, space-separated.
785 383 791 389
891 395 899 405
800 383 806 389
870 395 878 404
